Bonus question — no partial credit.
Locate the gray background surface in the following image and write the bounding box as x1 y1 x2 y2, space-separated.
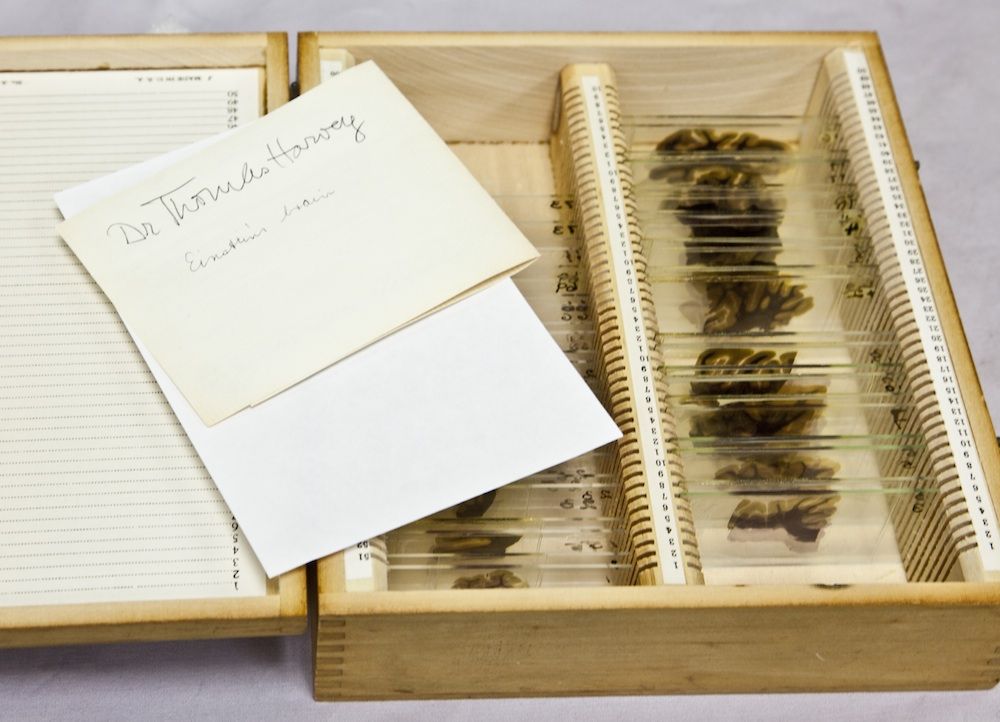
1 0 998 719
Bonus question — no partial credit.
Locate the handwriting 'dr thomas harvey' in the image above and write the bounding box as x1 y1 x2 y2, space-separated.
105 114 366 246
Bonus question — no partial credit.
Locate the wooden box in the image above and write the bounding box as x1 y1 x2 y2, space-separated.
299 32 1000 700
0 33 305 648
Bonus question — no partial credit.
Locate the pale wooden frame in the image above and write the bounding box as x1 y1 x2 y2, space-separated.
300 31 1000 699
0 32 306 648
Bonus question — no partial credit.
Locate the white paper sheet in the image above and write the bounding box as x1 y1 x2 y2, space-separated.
58 143 622 578
56 61 539 425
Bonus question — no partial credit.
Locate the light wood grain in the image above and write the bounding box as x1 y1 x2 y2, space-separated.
0 33 270 72
298 32 322 93
2 569 306 648
264 32 289 113
316 583 1000 699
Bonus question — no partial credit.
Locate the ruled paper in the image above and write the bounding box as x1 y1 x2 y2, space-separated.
0 69 268 606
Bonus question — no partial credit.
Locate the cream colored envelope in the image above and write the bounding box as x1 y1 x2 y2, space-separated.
57 61 538 425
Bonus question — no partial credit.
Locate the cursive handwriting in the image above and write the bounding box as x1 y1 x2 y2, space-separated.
106 220 160 245
281 188 336 223
265 115 366 169
113 113 366 239
185 223 268 272
140 160 271 227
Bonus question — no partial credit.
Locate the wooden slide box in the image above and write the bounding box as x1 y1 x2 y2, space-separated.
0 33 305 648
299 32 1000 700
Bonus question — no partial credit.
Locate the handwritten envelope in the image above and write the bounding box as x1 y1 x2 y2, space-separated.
57 133 623 577
57 61 539 425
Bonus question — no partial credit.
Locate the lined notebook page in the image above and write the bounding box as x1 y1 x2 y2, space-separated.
0 69 268 606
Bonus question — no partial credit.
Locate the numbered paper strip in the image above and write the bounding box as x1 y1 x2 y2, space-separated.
580 75 687 585
320 59 345 80
843 50 1000 571
344 539 377 585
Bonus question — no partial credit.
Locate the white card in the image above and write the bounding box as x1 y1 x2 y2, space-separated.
56 61 538 425
58 139 622 578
